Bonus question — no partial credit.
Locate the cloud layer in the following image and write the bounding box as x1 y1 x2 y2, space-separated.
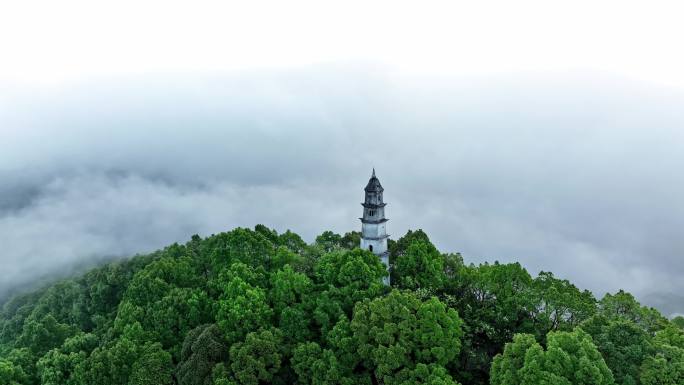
2 68 684 315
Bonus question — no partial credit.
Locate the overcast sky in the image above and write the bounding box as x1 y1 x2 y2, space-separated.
1 1 684 315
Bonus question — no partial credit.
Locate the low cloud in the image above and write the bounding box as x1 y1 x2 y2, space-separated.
1 67 684 315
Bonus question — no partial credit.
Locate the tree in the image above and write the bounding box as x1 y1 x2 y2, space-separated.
82 260 137 321
277 230 308 255
0 359 25 385
122 256 199 308
640 345 684 385
254 224 280 245
491 329 615 385
271 266 312 314
331 290 463 384
314 249 387 315
27 280 88 330
229 329 283 385
292 342 357 385
599 291 668 334
177 324 228 385
490 334 538 385
17 314 77 356
271 266 314 349
581 315 652 385
128 342 173 385
653 324 684 349
443 252 465 281
115 287 212 359
0 349 34 385
340 232 361 250
208 228 275 272
315 231 343 253
445 262 536 385
393 240 445 290
532 271 596 333
216 272 273 344
36 332 98 385
389 229 431 259
75 336 139 385
271 247 302 272
388 229 432 283
671 316 684 330
638 324 684 385
390 363 461 385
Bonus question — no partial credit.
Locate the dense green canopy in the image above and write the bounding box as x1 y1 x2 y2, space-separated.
0 226 681 385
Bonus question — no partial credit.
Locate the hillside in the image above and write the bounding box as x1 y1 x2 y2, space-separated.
1 226 682 385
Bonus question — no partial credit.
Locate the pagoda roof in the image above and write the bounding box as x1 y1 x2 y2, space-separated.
364 168 384 192
360 218 389 224
361 202 386 208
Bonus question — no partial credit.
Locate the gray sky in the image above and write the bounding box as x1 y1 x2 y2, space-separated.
2 1 684 314
2 68 684 315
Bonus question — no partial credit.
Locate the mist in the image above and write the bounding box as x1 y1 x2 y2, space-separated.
2 67 684 315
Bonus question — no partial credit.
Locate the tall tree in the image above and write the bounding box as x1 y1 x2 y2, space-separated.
599 291 668 334
532 271 596 333
330 290 463 384
229 329 283 385
215 273 273 344
176 324 228 385
491 329 615 385
581 315 653 385
393 240 445 290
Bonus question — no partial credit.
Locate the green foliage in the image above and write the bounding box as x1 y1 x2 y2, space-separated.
177 324 228 385
314 248 387 314
0 225 681 385
532 271 596 332
216 268 273 344
315 231 343 253
393 240 445 290
17 314 77 356
271 266 314 349
0 358 26 385
637 323 684 385
292 342 357 385
1 349 35 385
36 332 97 385
128 342 174 385
314 230 362 254
75 336 139 385
491 329 614 385
581 315 653 385
334 290 463 383
388 229 431 283
490 334 537 385
599 291 668 334
445 261 536 384
339 232 362 250
228 329 283 385
271 265 312 313
208 228 275 272
640 345 684 385
391 363 461 385
671 316 684 329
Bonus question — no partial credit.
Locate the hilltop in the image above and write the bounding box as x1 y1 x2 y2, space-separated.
1 226 682 385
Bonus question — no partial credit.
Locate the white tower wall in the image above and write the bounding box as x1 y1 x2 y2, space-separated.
359 169 390 285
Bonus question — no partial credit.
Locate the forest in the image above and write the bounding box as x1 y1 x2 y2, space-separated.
1 226 683 385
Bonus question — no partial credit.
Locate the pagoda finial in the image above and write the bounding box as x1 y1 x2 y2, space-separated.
372 168 376 178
